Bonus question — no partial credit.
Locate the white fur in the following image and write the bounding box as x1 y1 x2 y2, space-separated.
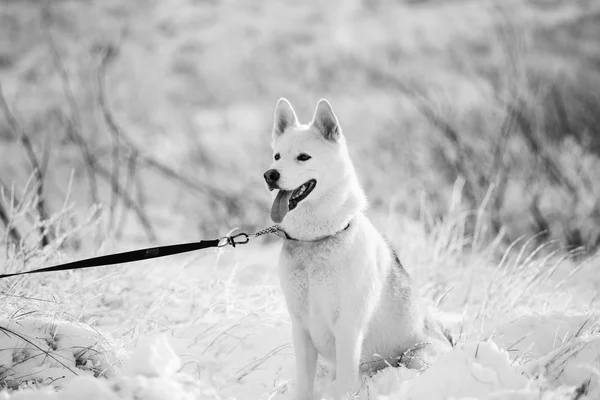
266 99 451 400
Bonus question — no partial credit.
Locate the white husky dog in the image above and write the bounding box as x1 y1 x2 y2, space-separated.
264 98 452 400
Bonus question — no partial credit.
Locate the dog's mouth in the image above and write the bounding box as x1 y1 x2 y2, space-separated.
270 179 317 223
289 179 316 210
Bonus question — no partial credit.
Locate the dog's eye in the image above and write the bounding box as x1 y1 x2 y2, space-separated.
274 153 280 161
297 153 311 162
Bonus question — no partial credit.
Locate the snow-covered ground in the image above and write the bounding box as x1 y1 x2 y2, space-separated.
1 225 599 399
1 314 598 399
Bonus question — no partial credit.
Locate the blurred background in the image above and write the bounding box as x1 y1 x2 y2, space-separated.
1 0 599 258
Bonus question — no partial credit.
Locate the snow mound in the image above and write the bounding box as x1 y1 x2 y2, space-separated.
1 334 219 400
357 312 600 400
0 318 120 390
366 341 529 400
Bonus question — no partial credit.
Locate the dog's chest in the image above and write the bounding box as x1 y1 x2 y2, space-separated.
279 242 341 327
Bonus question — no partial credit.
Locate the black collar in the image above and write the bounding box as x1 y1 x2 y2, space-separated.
276 220 352 242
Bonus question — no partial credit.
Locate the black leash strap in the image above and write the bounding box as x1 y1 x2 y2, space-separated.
0 228 279 280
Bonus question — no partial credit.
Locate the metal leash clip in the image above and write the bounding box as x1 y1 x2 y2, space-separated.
217 232 250 248
217 225 280 248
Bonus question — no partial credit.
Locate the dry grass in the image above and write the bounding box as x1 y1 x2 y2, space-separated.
1 0 600 249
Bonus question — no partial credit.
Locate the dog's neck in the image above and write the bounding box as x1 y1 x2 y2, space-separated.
278 176 366 242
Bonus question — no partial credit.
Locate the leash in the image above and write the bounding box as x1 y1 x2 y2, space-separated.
0 226 280 280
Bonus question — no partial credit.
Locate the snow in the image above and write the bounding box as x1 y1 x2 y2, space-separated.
492 312 600 360
124 336 181 378
395 341 529 399
0 318 120 391
0 332 220 400
0 311 599 399
1 244 599 399
522 336 600 394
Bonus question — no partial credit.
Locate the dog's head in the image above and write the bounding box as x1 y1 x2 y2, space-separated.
264 98 353 223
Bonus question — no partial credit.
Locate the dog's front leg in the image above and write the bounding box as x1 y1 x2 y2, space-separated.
292 321 318 400
333 325 364 399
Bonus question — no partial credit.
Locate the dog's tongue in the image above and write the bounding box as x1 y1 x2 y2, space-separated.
271 190 292 223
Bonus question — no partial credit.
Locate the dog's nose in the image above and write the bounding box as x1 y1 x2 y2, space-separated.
264 169 280 185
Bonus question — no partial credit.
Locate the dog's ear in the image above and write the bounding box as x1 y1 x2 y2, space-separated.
312 99 341 142
273 98 298 140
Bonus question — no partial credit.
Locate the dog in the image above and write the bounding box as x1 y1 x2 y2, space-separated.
264 98 452 400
